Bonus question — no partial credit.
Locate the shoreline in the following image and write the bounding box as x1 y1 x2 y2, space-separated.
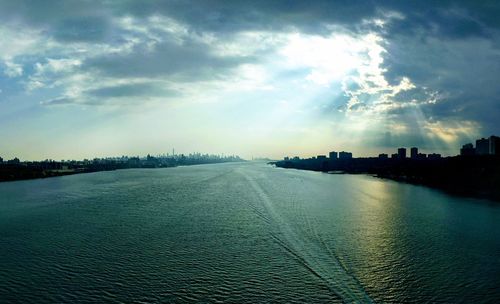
0 161 246 183
273 156 500 202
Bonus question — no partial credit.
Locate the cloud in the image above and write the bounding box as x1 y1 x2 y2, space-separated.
52 16 111 42
1 0 500 156
35 59 82 74
86 83 179 98
84 37 253 80
3 61 23 77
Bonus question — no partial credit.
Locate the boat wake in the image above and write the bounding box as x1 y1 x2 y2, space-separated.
240 170 373 303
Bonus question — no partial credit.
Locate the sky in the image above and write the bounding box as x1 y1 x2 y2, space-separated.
1 0 500 160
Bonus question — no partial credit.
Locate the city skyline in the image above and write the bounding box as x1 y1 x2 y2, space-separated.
1 1 500 160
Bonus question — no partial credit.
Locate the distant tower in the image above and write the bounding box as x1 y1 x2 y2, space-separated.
329 151 338 160
397 148 407 159
410 147 418 159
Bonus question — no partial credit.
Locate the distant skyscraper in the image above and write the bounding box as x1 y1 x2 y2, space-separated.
329 151 338 160
410 147 418 159
398 148 407 159
378 153 388 159
338 151 352 159
476 138 489 155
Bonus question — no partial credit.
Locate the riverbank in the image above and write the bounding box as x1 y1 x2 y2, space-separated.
0 158 244 183
273 156 500 202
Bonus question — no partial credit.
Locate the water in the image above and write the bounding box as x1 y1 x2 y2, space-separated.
1 162 499 303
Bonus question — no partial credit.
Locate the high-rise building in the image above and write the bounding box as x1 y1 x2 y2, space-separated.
339 151 353 159
329 151 338 160
398 148 407 159
410 147 418 159
317 155 327 160
489 135 500 155
378 153 388 159
476 138 489 155
460 143 475 156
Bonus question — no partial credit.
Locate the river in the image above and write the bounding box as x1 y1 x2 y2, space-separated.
1 162 499 303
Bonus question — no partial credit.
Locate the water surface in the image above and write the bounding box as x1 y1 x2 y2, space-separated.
1 162 499 303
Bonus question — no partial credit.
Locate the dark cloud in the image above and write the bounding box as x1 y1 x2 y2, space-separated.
382 28 500 135
86 83 179 98
53 16 111 42
2 0 500 39
0 1 461 39
41 96 75 105
115 0 378 34
2 0 500 135
0 0 111 28
84 38 255 80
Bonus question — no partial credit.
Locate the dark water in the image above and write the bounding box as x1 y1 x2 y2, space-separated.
1 162 499 303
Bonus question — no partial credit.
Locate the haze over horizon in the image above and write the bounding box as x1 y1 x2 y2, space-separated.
1 1 500 160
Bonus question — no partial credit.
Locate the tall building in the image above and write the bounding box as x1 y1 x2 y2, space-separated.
329 151 338 160
378 153 388 159
489 135 500 155
476 138 489 155
460 143 475 156
339 151 352 159
398 148 407 159
410 147 418 159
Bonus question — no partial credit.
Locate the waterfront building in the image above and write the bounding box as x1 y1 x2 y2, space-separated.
317 155 327 160
398 148 407 159
489 135 500 155
476 138 490 155
428 153 442 160
378 153 388 159
391 153 398 159
417 153 427 159
470 135 500 155
339 151 353 159
284 156 289 161
7 157 20 164
410 147 418 159
329 151 338 160
460 143 475 156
